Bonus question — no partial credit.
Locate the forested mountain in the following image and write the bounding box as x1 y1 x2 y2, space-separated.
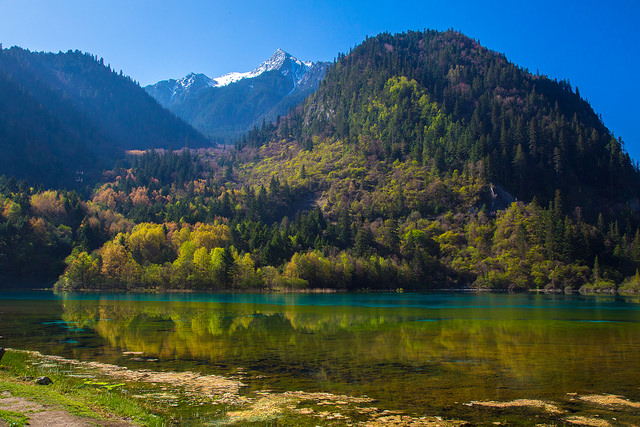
290 30 639 215
0 46 209 189
8 29 640 293
145 50 330 143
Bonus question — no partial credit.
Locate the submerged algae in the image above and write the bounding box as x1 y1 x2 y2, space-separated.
3 349 467 426
3 349 640 426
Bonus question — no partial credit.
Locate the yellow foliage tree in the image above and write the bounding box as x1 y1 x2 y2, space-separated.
100 238 141 287
233 253 260 289
128 223 169 265
191 223 233 251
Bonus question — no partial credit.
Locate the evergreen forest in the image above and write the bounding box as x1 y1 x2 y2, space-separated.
0 46 209 189
2 30 640 294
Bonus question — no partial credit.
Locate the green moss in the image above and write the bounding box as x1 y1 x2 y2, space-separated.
0 409 30 427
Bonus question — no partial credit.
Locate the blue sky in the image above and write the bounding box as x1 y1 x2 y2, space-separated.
1 0 639 159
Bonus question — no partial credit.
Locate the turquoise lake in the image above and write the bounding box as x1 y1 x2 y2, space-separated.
1 291 639 424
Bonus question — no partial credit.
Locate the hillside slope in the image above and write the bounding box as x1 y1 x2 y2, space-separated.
0 46 209 189
37 30 640 293
291 30 639 216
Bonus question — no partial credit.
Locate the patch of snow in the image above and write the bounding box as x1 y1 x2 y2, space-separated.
213 71 252 87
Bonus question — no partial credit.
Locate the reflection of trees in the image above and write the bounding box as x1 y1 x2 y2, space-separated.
59 295 640 404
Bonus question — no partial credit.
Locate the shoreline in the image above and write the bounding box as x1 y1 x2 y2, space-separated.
1 348 467 426
2 348 640 426
2 285 638 296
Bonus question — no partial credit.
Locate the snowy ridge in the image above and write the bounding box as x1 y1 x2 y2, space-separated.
211 49 313 88
177 73 214 90
168 72 214 103
145 49 329 113
212 71 252 87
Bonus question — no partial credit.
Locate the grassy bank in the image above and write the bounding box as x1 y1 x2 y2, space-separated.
0 349 163 426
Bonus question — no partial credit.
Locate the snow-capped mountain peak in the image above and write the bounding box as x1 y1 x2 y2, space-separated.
212 49 313 88
177 73 215 91
145 49 329 111
154 72 215 105
144 50 330 142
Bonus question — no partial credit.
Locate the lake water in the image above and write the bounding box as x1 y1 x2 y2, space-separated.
1 291 639 424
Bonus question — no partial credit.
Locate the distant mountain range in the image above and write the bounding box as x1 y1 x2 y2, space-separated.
0 46 209 189
145 49 330 143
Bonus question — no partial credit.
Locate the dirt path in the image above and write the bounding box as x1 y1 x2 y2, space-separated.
0 391 134 426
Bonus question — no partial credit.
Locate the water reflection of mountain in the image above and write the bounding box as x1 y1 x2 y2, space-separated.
58 295 640 405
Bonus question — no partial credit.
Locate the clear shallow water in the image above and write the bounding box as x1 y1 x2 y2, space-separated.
1 291 639 421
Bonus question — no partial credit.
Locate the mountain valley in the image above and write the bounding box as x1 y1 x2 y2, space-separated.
0 30 639 294
145 49 330 143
